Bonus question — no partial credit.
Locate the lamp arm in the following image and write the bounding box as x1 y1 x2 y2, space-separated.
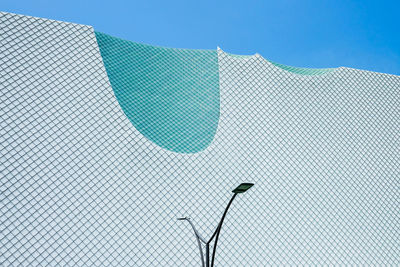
207 193 237 243
209 193 237 267
180 218 206 267
186 218 207 244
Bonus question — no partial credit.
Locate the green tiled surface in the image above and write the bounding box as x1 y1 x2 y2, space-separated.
96 32 220 153
270 61 336 75
269 61 336 75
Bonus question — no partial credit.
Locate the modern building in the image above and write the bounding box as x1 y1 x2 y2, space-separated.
1 11 399 266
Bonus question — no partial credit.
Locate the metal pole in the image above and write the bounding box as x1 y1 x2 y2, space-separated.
210 193 237 267
196 232 205 267
179 218 206 267
187 219 206 267
206 243 210 267
179 186 248 266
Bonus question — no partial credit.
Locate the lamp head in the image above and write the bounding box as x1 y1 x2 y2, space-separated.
232 183 254 194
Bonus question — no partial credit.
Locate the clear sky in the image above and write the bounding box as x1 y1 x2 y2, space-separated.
2 0 399 75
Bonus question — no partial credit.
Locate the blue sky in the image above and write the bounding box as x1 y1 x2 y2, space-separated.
2 0 399 75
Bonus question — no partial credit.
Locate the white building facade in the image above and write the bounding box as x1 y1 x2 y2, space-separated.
1 12 399 266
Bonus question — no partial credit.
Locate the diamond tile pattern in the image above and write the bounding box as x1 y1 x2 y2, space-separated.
95 32 220 153
1 11 400 267
216 50 399 265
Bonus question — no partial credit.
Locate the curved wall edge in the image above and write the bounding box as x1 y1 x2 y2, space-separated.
96 32 220 154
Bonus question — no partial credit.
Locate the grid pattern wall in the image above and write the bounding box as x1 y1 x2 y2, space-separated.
1 12 400 266
216 50 399 265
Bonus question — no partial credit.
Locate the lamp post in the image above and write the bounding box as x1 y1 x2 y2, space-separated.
178 183 254 267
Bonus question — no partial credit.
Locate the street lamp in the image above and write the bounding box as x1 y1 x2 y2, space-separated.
178 183 254 267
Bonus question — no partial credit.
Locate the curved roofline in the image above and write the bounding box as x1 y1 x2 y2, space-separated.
218 47 339 76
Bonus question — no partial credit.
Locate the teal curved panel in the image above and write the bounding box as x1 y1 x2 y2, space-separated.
270 60 336 75
95 32 220 153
